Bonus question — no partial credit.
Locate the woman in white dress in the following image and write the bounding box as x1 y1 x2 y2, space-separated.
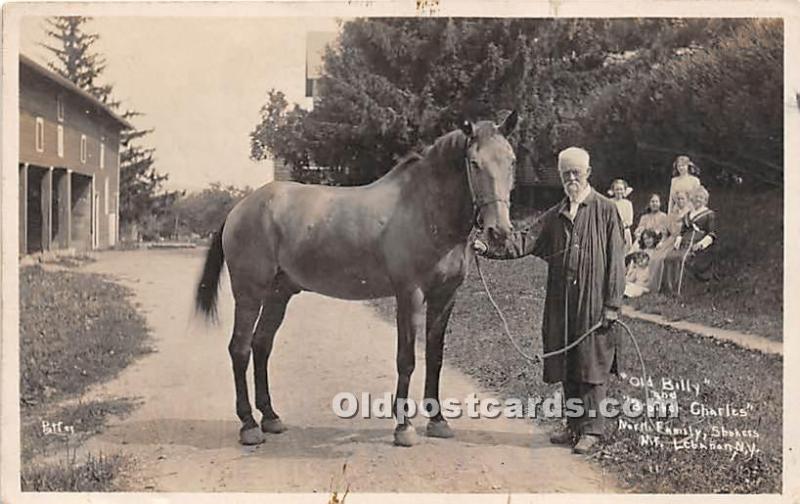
608 178 634 252
668 155 701 214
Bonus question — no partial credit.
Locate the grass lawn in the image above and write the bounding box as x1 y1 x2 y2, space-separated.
370 256 782 493
19 264 152 491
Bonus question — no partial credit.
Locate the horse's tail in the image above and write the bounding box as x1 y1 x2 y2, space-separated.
196 221 226 322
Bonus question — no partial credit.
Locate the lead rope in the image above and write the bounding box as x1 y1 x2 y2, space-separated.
462 136 655 428
472 252 658 430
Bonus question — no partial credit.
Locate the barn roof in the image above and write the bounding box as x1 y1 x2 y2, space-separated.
20 54 133 131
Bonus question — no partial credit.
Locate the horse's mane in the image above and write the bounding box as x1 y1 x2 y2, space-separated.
382 122 498 178
395 152 424 169
381 152 424 179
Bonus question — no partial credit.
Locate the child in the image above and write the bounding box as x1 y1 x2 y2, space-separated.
625 251 651 298
608 178 634 251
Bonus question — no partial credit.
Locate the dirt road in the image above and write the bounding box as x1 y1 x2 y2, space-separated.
80 248 617 493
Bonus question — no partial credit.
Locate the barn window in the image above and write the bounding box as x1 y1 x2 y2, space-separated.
100 137 105 169
57 125 64 157
57 95 65 122
80 134 87 163
35 117 44 152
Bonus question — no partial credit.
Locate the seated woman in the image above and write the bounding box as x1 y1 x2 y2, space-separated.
633 193 669 249
625 251 651 298
659 190 693 251
660 186 717 294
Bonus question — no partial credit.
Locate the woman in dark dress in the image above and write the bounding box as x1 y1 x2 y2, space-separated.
660 185 717 294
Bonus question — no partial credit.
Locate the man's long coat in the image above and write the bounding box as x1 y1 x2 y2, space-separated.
485 189 626 384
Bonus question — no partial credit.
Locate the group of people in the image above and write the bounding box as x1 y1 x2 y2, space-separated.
473 148 718 455
608 155 718 298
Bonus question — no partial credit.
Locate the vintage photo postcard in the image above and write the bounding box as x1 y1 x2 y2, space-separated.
1 1 798 502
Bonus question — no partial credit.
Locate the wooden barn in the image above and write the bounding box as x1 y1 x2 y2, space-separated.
18 54 131 255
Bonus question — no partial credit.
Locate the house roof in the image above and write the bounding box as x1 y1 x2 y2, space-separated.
20 54 133 131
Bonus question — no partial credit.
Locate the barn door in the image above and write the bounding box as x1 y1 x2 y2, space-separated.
92 176 100 249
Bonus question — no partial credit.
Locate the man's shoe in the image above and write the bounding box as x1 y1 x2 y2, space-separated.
549 428 573 445
573 434 601 454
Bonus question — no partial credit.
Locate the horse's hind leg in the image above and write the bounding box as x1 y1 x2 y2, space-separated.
229 297 264 445
253 286 295 434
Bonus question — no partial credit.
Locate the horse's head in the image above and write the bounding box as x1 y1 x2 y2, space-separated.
461 111 519 245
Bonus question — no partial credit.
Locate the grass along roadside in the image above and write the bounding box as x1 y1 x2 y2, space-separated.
20 399 138 492
21 451 132 492
19 264 152 491
21 398 140 462
369 256 782 493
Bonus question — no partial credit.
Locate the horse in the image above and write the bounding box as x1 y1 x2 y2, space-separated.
195 111 519 446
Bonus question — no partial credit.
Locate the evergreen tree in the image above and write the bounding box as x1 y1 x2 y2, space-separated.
251 18 781 190
41 16 175 227
41 16 117 108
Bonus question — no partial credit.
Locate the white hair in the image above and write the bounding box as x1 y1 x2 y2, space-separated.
692 185 709 201
558 147 590 172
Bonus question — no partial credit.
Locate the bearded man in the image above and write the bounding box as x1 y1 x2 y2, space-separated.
475 146 626 454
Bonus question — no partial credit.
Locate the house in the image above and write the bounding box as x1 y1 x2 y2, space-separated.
18 54 131 255
272 31 337 183
305 31 337 101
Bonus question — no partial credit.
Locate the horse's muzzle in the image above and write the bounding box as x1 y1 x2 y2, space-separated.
486 224 512 245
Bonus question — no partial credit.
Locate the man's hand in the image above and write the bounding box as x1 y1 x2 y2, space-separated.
602 308 619 328
473 239 488 255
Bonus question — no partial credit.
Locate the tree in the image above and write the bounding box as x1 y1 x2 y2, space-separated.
580 19 783 187
250 90 318 182
41 16 117 108
173 183 252 236
251 18 780 191
41 16 176 227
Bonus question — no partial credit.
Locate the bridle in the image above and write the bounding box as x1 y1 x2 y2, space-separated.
463 136 511 228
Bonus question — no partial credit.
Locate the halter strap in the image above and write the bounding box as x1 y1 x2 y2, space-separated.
463 140 510 214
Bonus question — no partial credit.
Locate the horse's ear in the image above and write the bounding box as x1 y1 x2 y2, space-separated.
460 120 474 139
499 110 519 136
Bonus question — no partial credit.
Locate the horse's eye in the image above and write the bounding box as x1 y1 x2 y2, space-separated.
470 160 480 170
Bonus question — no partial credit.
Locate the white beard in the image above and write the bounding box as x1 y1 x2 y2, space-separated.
564 182 583 200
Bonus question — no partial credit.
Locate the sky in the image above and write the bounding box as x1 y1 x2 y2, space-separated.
20 16 342 192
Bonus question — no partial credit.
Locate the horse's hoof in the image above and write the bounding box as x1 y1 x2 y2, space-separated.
239 426 265 445
393 425 418 447
261 417 287 434
426 419 455 439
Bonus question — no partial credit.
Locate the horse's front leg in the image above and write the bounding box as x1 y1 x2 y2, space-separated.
423 282 460 439
393 286 426 447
